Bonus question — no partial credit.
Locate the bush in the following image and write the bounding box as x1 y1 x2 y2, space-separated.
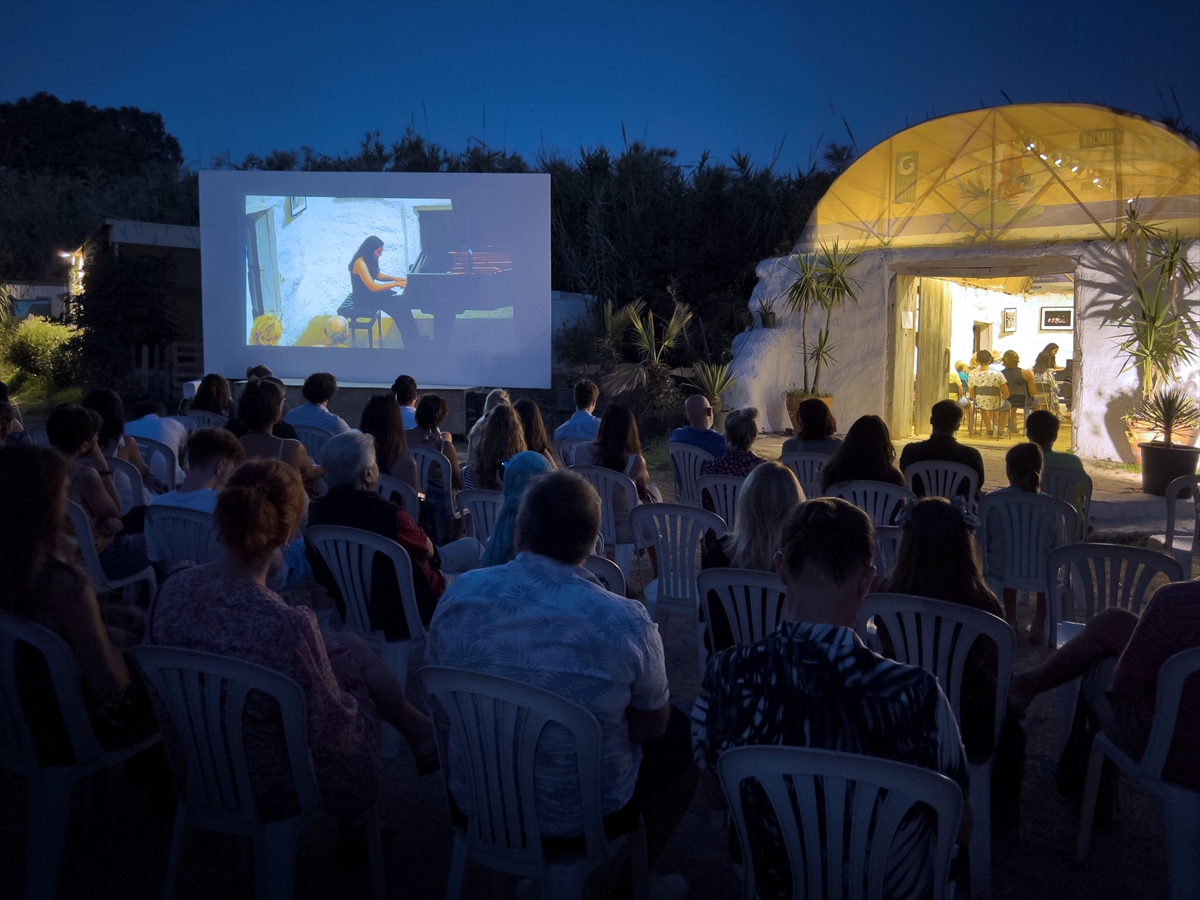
5 316 80 385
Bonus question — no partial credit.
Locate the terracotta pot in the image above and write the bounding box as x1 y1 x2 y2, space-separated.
712 408 728 433
785 394 833 433
1125 422 1198 465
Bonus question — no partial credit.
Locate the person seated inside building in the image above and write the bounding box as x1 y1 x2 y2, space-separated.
553 379 601 443
899 400 985 499
968 349 1011 434
427 470 696 897
691 498 972 900
669 394 728 459
285 372 350 434
781 397 842 456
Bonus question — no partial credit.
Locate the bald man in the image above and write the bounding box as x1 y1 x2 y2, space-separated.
668 395 727 458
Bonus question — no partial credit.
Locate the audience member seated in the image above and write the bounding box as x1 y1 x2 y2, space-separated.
189 373 232 418
1009 580 1200 793
1026 410 1081 471
147 459 439 821
145 428 244 563
700 461 803 654
462 405 526 491
427 471 697 887
359 394 420 491
480 450 554 567
513 397 558 470
699 407 766 479
668 395 727 458
1000 350 1039 410
898 400 985 499
83 389 162 506
124 400 188 486
781 397 842 456
236 379 322 493
307 431 481 637
46 404 151 581
392 374 418 430
0 444 158 763
284 372 350 434
968 349 1011 433
691 498 972 900
553 378 601 442
226 375 300 441
246 364 273 380
987 443 1051 642
465 388 511 467
573 404 661 543
819 414 905 493
407 393 463 545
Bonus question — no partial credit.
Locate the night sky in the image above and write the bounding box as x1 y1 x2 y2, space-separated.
2 0 1198 171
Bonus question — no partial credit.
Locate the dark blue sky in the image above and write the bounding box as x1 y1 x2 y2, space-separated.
2 0 1198 172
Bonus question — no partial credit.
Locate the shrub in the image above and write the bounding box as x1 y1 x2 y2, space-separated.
5 316 79 384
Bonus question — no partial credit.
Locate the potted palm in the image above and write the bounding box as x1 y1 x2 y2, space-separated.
1134 387 1200 495
688 361 737 432
756 297 777 329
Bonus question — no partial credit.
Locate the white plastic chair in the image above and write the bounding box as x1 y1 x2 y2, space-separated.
291 425 334 464
131 645 384 900
375 473 420 518
130 435 180 491
718 746 962 900
1161 475 1200 573
410 444 459 528
779 451 829 500
420 666 650 900
187 409 227 429
1041 466 1093 541
456 489 503 544
696 568 786 664
874 525 903 580
667 442 714 506
569 465 640 579
858 593 1015 900
66 500 157 602
632 504 726 671
825 480 917 526
903 460 979 504
305 526 425 689
1076 646 1200 900
145 505 219 568
556 437 590 468
582 554 625 595
697 473 744 530
108 455 145 515
0 610 161 900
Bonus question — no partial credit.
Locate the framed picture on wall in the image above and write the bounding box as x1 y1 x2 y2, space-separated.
1040 307 1073 330
288 196 306 217
1002 308 1017 334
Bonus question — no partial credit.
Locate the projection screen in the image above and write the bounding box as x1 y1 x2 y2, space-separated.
200 170 550 387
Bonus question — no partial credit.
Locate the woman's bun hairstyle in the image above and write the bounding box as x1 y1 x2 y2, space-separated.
215 459 305 561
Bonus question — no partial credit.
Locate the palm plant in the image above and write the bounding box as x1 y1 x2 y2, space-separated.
687 361 737 410
780 241 861 395
601 300 692 412
1134 387 1200 446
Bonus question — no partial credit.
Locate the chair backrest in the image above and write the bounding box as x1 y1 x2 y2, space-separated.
188 409 228 430
903 461 979 503
304 526 423 641
779 451 829 500
974 385 1003 401
718 746 962 900
630 504 726 604
291 425 334 464
420 666 616 876
457 490 503 544
696 474 744 530
979 492 1076 593
556 438 590 468
1041 467 1092 540
0 609 105 774
108 456 144 514
1163 475 1199 560
874 525 904 581
858 593 1015 757
131 435 179 491
1045 543 1183 647
1137 646 1200 785
28 427 51 447
697 568 787 660
375 474 420 518
583 555 625 595
66 500 116 592
130 645 322 825
409 445 456 519
570 465 640 549
145 505 219 568
667 443 715 506
824 480 917 527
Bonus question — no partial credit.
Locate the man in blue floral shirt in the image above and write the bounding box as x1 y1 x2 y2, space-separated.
692 498 972 900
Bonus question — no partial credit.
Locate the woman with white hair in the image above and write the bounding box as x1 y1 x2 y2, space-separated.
306 431 482 636
699 407 767 479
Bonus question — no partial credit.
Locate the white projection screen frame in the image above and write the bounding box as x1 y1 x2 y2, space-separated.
200 170 550 388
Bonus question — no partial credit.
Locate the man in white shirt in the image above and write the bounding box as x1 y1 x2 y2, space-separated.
392 374 419 430
146 428 244 561
552 379 601 442
283 372 350 433
124 402 188 486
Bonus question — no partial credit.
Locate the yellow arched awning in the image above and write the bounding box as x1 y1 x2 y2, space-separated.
798 104 1200 250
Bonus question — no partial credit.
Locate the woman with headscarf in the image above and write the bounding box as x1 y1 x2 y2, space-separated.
480 451 553 567
349 236 421 348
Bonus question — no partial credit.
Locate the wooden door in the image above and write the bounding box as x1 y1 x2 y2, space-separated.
914 278 953 435
889 275 918 438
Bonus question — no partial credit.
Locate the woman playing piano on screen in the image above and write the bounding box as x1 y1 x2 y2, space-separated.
349 236 422 347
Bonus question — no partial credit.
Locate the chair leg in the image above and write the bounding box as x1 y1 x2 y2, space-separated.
1054 678 1082 759
444 832 469 900
1075 737 1108 861
163 805 189 900
629 816 652 900
1161 786 1200 900
969 760 992 900
366 810 386 900
256 821 302 900
25 770 77 900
